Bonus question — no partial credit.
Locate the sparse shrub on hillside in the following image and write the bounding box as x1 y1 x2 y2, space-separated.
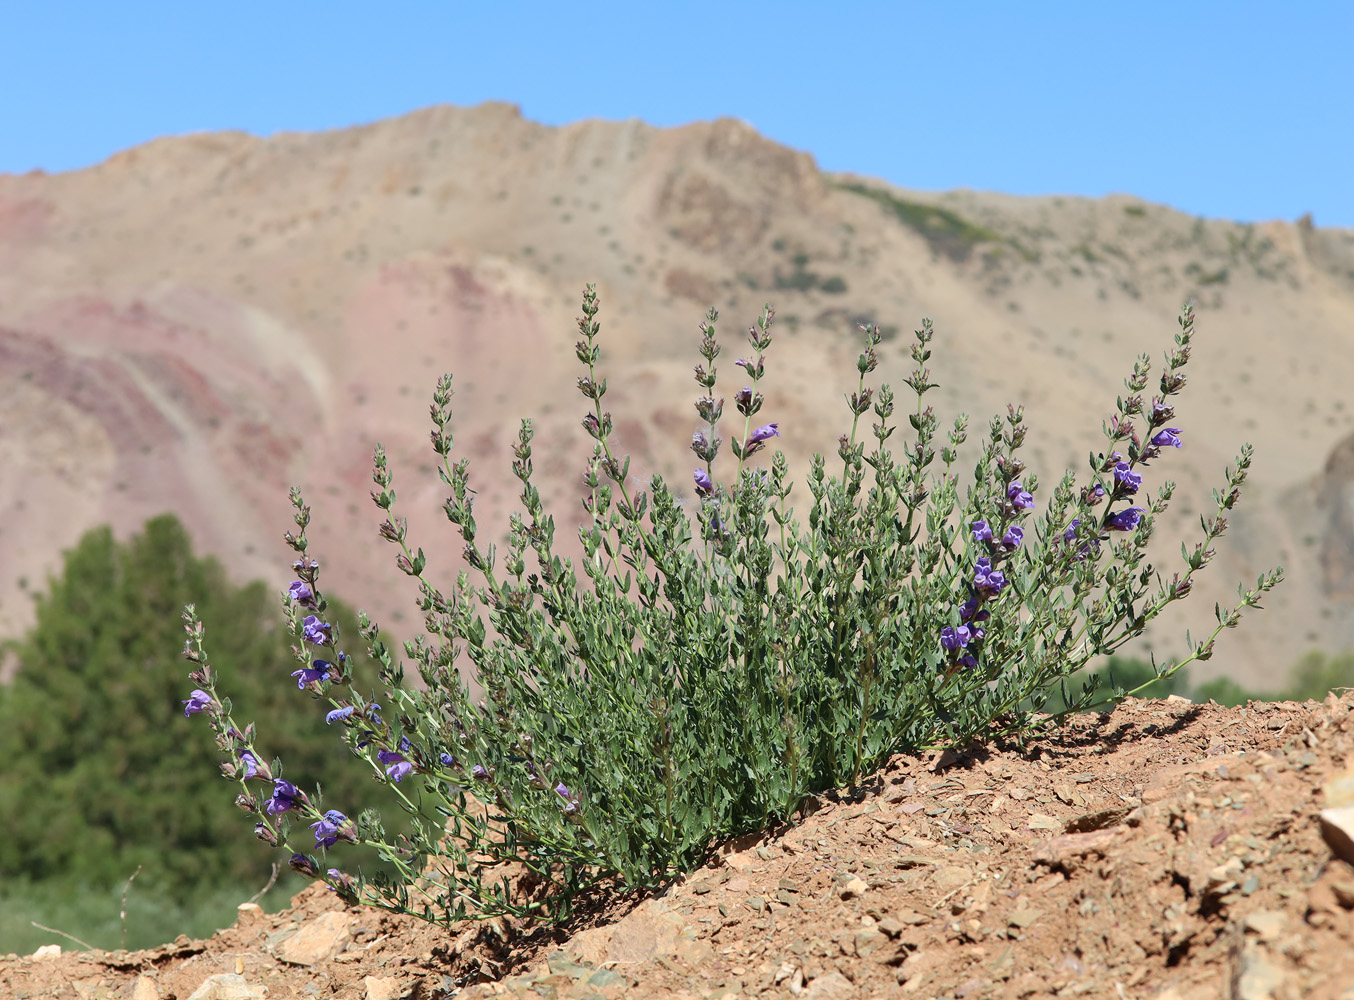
0 514 405 906
834 180 1002 261
183 293 1280 926
1282 650 1354 702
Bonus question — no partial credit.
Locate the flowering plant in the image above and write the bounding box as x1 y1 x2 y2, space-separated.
182 291 1279 924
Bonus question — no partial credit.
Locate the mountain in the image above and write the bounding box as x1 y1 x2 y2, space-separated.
2 101 1353 689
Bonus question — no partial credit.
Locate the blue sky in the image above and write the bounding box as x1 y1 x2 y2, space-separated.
2 2 1349 226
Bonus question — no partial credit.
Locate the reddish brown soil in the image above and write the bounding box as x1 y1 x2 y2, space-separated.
5 693 1354 1000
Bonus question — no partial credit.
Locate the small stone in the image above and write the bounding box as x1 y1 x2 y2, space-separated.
1007 908 1040 928
364 976 406 1000
1027 813 1061 831
185 974 267 1000
31 944 61 961
837 876 868 900
235 903 264 929
545 953 591 978
877 917 904 938
1235 946 1286 1000
1320 807 1354 866
1324 767 1354 809
132 975 160 1000
275 911 353 966
1332 880 1354 909
1243 910 1286 939
586 969 624 989
854 927 887 956
804 970 854 999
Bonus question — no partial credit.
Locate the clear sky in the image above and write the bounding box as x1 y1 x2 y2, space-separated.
1 2 1349 226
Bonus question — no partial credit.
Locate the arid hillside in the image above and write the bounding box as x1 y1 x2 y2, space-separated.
2 101 1353 689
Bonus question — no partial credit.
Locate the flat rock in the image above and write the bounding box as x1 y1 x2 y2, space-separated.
274 910 353 966
566 900 690 967
804 970 854 999
1320 807 1354 866
364 975 407 1000
185 974 267 1000
132 975 159 1000
1325 767 1354 809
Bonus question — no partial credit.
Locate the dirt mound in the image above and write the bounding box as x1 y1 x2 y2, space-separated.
5 692 1354 999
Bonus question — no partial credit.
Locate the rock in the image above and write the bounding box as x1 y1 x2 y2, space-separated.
132 975 159 1000
1235 946 1285 1000
31 944 61 960
1243 910 1286 939
364 975 407 1000
1324 766 1354 808
854 927 887 956
274 910 353 966
1320 807 1354 866
1032 826 1125 867
804 970 854 999
837 876 869 899
566 900 691 967
185 974 267 1000
234 903 264 929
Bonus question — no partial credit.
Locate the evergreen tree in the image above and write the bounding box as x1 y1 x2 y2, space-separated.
0 514 403 900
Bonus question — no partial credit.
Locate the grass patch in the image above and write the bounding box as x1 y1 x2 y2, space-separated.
833 180 1002 261
0 873 303 954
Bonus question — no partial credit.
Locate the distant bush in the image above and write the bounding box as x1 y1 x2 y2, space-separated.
1283 650 1354 702
0 514 406 907
834 180 1002 261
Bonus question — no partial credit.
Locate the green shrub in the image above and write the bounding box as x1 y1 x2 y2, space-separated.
834 180 1002 261
185 294 1279 926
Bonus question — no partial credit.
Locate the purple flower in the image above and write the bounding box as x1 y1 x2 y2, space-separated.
267 779 302 815
302 615 332 646
694 468 713 496
309 809 349 849
555 782 580 815
377 749 413 782
240 751 266 780
1007 481 1034 510
940 625 973 651
957 655 978 670
971 520 993 543
182 689 214 718
292 660 331 688
748 422 779 443
439 752 456 768
288 580 315 607
973 557 1007 596
289 853 321 878
1151 400 1175 423
1152 427 1183 449
1001 526 1024 550
471 765 491 782
1063 518 1082 543
958 594 991 623
1106 506 1146 531
1113 462 1142 495
326 706 354 724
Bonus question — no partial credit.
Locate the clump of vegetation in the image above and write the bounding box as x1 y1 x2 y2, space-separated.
184 294 1279 927
834 180 1002 261
771 248 848 295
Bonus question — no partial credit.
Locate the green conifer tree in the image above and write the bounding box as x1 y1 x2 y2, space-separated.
0 514 403 900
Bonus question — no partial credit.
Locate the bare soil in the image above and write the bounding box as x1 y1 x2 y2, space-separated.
6 692 1354 1000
